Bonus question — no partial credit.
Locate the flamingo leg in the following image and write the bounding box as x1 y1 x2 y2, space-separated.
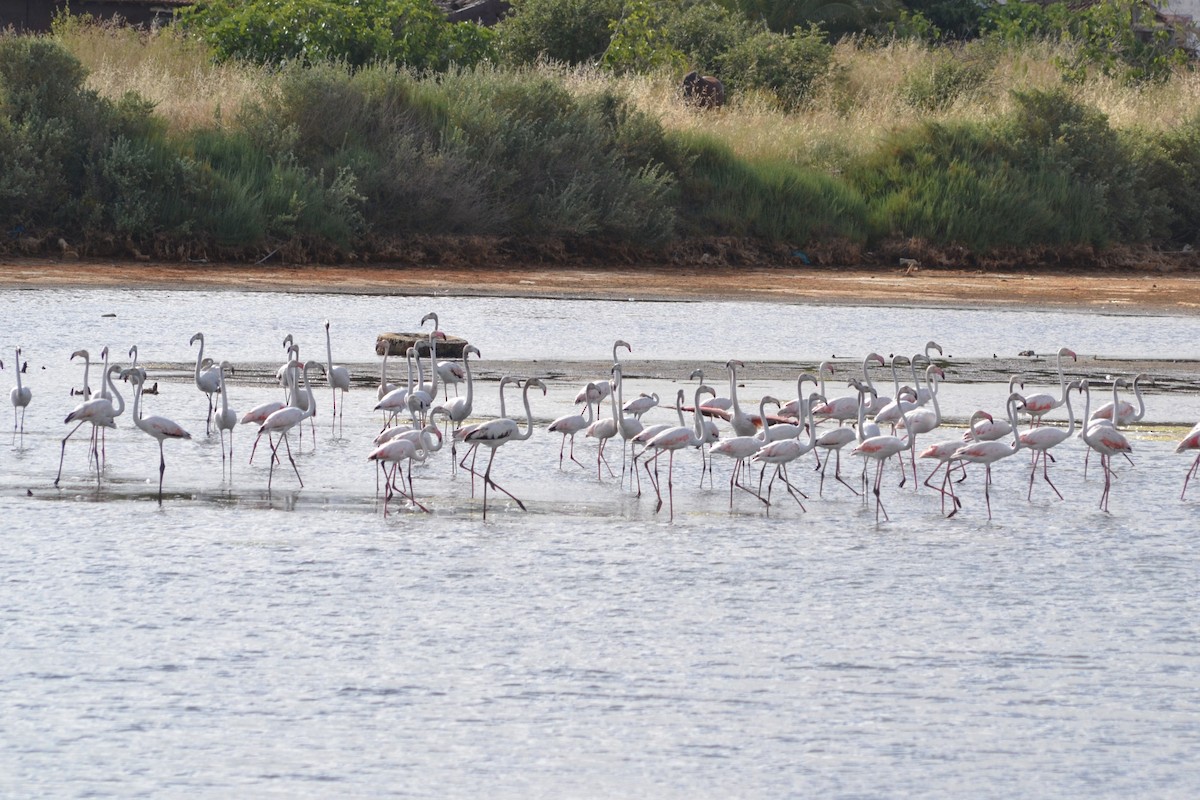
1182 453 1200 500
482 447 525 515
667 450 675 522
568 435 587 470
157 440 166 504
984 464 996 520
873 459 889 523
54 421 89 487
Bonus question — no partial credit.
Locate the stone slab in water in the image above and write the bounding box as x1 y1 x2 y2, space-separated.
376 332 469 358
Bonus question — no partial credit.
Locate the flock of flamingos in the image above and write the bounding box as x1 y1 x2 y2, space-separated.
5 312 1200 521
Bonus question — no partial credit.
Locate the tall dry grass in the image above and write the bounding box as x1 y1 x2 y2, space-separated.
54 18 274 133
60 23 1200 155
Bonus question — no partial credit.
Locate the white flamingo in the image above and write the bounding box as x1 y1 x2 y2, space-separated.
548 383 595 469
575 340 631 417
56 364 125 487
814 354 885 425
420 312 466 399
10 346 32 443
214 360 238 468
324 320 351 435
463 377 547 519
253 361 320 491
124 369 192 504
368 424 440 514
189 332 223 435
1176 421 1200 500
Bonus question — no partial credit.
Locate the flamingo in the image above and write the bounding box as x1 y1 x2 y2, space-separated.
694 370 732 413
762 373 817 443
123 369 192 504
253 361 320 491
1090 372 1148 425
850 385 920 523
55 364 125 487
189 332 223 435
950 393 1025 520
378 346 398 401
214 360 238 468
723 359 760 437
456 375 519 488
575 340 631 417
434 344 481 431
814 354 885 425
1078 378 1133 513
873 355 918 427
548 383 595 469
127 344 146 383
324 320 351 435
964 376 1025 442
10 346 31 443
622 391 660 418
240 397 288 464
641 384 713 521
813 379 872 497
1176 421 1200 500
368 424 440 514
751 391 821 513
893 365 946 483
1018 380 1080 500
463 377 547 519
782 362 832 418
1022 347 1077 423
911 340 943 404
70 348 92 399
584 363 639 482
420 312 466 399
708 394 773 510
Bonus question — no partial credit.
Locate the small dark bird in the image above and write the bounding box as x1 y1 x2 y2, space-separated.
143 382 159 395
21 361 27 373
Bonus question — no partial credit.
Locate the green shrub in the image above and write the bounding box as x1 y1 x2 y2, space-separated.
662 1 758 73
495 0 622 65
676 132 869 241
716 26 834 109
177 0 496 70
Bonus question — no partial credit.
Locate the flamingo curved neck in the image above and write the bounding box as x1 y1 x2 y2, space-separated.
105 366 125 417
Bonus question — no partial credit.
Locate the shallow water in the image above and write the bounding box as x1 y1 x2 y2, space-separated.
2 288 1200 797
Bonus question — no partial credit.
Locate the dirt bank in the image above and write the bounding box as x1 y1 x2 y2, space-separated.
1 258 1199 314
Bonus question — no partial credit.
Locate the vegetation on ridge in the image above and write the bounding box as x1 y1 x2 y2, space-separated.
1 6 1199 266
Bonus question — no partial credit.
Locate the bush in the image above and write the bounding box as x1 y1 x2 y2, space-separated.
676 132 869 241
495 0 622 65
662 0 759 74
176 0 496 70
716 26 834 109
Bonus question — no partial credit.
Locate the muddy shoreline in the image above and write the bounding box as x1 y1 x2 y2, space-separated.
2 258 1200 314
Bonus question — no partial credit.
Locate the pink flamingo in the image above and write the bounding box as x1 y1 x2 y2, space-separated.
814 354 884 425
641 384 713 521
893 364 946 484
420 312 466 399
963 376 1025 442
1078 378 1133 513
368 424 440 514
1018 379 1080 500
575 340 630 418
850 385 920 523
323 320 351 435
750 391 821 513
1021 347 1076 423
951 393 1025 520
1176 422 1200 500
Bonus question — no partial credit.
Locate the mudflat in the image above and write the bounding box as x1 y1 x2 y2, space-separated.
0 258 1198 314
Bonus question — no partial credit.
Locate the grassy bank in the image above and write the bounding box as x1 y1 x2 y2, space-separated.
3 21 1200 267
